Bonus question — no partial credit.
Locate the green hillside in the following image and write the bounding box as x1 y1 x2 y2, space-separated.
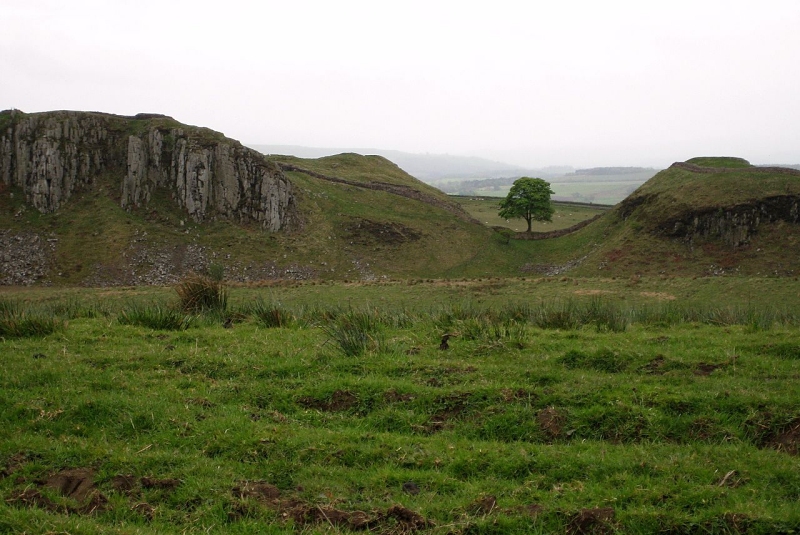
557 158 800 277
0 142 564 283
3 110 800 286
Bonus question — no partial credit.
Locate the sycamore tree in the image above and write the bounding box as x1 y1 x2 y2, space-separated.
498 177 554 232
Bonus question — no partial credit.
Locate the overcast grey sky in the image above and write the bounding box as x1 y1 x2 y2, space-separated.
2 0 799 167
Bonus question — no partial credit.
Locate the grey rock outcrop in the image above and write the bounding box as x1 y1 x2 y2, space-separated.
0 110 296 230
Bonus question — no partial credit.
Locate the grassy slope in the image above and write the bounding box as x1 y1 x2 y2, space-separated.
556 158 800 277
2 130 578 282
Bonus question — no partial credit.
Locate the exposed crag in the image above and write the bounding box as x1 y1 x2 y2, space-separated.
0 110 296 230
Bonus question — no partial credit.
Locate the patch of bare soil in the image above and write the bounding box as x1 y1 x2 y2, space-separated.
111 474 138 495
45 468 97 503
233 480 281 503
567 507 616 535
385 389 415 403
767 418 800 455
694 363 724 376
8 468 109 515
344 218 422 246
230 482 433 532
298 390 358 412
537 406 566 440
574 289 612 296
641 355 666 375
468 495 497 515
1 452 32 479
7 488 60 512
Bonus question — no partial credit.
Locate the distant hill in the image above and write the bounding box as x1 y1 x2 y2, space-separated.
247 144 571 181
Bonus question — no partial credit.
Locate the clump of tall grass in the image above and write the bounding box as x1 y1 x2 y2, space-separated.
531 301 581 330
175 273 228 314
117 303 194 330
0 299 64 338
321 309 386 357
583 298 629 332
249 299 295 328
46 297 113 319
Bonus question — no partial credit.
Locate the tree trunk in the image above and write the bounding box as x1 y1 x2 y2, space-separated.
526 218 532 232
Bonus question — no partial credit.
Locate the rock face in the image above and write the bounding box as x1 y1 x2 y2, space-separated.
0 110 296 230
663 195 800 247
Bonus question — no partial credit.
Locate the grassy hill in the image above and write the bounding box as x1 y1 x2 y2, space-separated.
0 141 563 283
550 158 800 277
3 112 799 286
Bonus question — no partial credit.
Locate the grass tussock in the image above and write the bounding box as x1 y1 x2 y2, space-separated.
0 299 64 338
321 309 387 357
117 303 194 330
175 273 228 313
249 299 295 328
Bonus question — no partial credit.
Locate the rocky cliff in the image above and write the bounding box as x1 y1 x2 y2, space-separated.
0 110 296 230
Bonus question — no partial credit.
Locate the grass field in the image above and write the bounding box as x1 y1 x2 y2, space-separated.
1 278 799 534
452 197 609 233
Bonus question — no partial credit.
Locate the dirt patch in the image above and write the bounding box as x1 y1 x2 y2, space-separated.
7 488 60 512
232 483 433 532
567 507 616 535
1 452 32 479
111 474 138 495
639 291 677 301
344 218 422 246
385 389 415 403
766 418 800 455
694 363 723 376
384 505 433 531
574 289 612 296
641 355 666 375
233 480 281 502
45 468 96 502
298 390 358 412
538 406 566 440
468 495 497 515
9 468 109 515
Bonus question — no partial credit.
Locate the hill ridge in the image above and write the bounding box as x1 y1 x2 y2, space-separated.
277 162 478 223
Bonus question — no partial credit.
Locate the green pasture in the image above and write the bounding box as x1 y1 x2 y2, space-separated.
452 197 609 233
1 278 799 533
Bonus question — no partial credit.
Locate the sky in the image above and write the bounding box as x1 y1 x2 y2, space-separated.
2 0 799 168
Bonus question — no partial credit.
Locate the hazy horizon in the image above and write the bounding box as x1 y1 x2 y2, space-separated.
2 1 799 168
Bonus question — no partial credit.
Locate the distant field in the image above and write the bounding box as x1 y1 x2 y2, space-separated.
453 196 610 232
438 171 657 206
468 181 643 206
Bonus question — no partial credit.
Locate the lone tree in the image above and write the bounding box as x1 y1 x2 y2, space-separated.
498 177 555 232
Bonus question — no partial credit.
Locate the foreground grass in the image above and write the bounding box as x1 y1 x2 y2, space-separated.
1 283 799 534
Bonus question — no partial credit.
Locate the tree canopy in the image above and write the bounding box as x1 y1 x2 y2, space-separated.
498 177 554 232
